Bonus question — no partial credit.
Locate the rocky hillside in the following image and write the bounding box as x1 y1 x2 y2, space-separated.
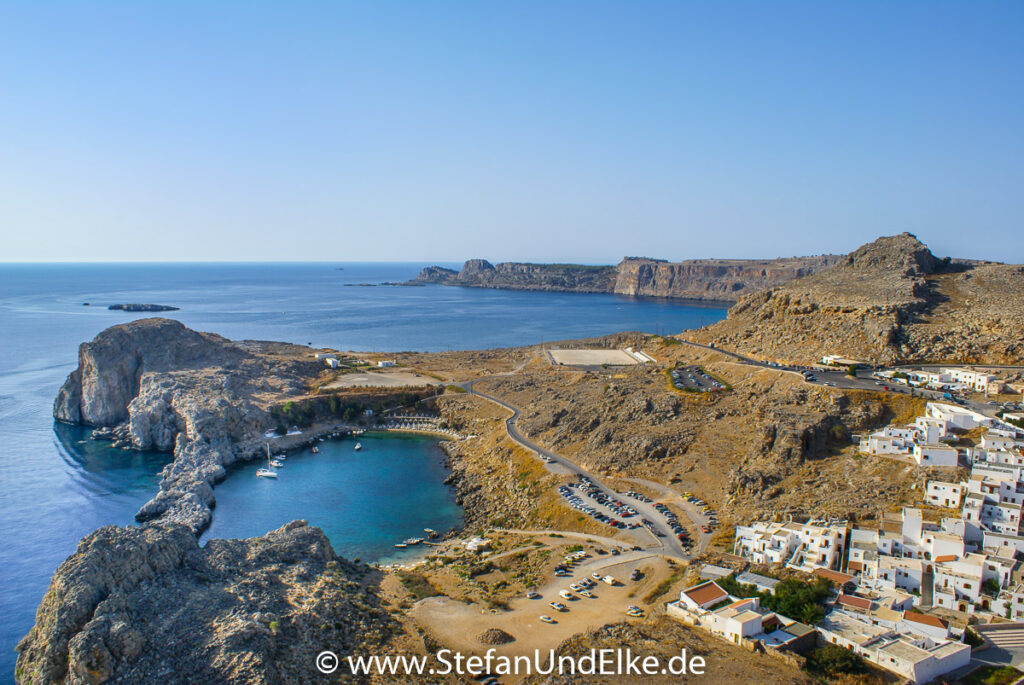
470 335 930 523
15 521 394 684
54 318 321 532
412 254 840 301
691 233 1024 364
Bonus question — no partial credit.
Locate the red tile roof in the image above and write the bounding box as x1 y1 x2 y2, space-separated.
838 593 872 610
933 554 957 563
903 610 948 629
813 568 856 585
683 581 728 606
847 561 864 572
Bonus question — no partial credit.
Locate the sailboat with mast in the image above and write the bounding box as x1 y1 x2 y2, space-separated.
256 442 279 478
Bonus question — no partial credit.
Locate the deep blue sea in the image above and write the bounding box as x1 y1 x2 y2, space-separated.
0 262 727 679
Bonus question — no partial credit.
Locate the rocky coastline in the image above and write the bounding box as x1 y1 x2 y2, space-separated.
21 318 458 683
412 254 842 301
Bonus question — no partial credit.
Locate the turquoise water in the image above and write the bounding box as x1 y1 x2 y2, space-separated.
203 433 463 563
0 262 727 680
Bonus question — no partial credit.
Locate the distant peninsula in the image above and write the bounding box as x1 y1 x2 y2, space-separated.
412 254 843 302
108 303 180 312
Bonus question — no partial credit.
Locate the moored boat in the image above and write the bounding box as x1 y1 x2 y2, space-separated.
256 468 278 479
269 459 284 468
354 442 362 451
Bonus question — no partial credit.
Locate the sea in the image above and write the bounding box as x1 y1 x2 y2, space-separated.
0 262 727 679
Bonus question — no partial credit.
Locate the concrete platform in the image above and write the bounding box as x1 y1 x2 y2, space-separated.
548 349 640 366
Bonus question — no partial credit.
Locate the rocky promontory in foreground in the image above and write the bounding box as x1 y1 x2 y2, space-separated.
15 520 394 684
691 233 1024 364
413 254 842 301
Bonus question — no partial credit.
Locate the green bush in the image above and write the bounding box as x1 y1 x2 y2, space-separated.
718 573 832 625
807 644 866 676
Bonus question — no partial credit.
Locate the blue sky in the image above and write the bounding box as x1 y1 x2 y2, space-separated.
1 2 1021 263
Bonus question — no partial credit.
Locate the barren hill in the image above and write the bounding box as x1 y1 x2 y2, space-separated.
691 233 1024 364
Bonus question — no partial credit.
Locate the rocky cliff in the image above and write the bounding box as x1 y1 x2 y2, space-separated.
54 318 320 532
15 521 394 684
613 255 843 300
412 254 841 301
691 233 1024 364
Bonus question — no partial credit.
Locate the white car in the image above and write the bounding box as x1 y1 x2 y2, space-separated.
602 575 618 586
559 590 575 600
591 572 603 579
579 590 594 598
549 601 567 612
569 583 581 592
540 615 556 624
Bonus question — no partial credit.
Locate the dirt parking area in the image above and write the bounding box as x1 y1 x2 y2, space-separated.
409 552 672 675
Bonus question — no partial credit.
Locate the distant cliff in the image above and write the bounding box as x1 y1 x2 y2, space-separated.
413 255 842 301
413 260 618 293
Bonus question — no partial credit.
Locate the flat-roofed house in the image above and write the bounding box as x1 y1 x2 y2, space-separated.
926 481 964 509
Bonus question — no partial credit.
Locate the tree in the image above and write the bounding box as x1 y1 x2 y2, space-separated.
808 644 866 676
846 365 857 377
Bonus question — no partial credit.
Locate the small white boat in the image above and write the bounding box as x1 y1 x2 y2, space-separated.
256 468 278 479
311 446 319 454
354 443 362 451
394 543 407 549
269 459 284 468
424 528 438 537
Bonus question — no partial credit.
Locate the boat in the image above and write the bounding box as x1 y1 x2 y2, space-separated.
354 443 362 451
394 543 407 548
269 459 284 468
311 446 319 454
256 468 278 479
424 528 438 538
403 538 424 545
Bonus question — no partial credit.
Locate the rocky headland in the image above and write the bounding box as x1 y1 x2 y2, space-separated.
412 254 841 301
53 318 322 533
691 233 1024 364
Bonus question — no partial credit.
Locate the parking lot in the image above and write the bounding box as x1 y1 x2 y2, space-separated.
670 365 726 392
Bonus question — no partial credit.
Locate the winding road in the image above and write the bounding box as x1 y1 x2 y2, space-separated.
458 375 693 560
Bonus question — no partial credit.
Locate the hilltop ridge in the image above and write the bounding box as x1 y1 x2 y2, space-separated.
691 232 1024 364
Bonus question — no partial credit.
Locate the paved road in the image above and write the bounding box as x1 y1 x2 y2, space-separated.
460 376 691 560
675 338 1011 419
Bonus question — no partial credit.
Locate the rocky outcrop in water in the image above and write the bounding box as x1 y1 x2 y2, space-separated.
107 304 179 312
412 254 841 301
692 233 1024 364
53 318 319 532
15 521 394 684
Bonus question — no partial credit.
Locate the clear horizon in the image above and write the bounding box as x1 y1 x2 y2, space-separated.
2 2 1022 263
